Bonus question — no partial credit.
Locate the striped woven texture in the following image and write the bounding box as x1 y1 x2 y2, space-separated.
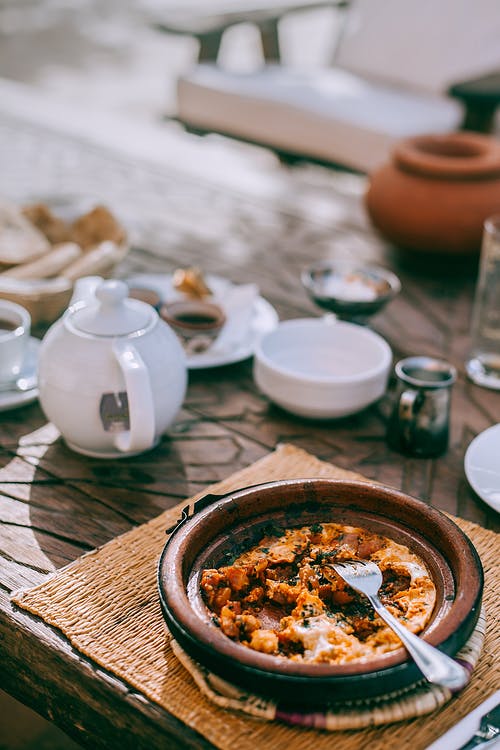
170 609 485 730
12 444 500 750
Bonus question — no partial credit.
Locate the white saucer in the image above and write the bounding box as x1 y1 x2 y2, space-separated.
0 337 40 412
186 296 278 369
127 274 279 369
464 423 500 513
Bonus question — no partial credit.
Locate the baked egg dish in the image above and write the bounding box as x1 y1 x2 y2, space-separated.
200 522 436 664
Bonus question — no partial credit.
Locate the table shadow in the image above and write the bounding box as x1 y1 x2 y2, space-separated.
7 430 189 571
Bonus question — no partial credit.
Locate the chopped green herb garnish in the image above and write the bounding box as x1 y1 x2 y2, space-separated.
263 523 284 538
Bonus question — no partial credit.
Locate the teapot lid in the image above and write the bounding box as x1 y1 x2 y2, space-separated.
71 280 153 336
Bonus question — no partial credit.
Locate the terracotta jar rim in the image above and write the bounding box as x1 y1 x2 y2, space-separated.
393 132 500 181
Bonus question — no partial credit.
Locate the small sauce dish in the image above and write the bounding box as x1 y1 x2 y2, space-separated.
160 299 226 354
253 317 392 418
302 262 401 321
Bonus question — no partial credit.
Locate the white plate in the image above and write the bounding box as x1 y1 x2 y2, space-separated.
127 274 279 369
464 423 500 513
0 337 40 412
186 296 278 369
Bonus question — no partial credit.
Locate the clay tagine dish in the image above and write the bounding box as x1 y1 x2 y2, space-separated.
365 132 500 256
158 478 483 706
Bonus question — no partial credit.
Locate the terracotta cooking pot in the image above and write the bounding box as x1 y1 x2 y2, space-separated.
365 132 500 255
158 478 483 705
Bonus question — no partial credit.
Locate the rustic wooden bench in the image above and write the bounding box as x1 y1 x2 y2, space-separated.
152 1 345 63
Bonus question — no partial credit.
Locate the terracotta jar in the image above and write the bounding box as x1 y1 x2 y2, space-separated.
365 132 500 255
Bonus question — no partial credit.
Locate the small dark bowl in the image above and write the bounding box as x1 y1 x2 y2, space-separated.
158 479 483 707
302 262 401 322
160 300 225 339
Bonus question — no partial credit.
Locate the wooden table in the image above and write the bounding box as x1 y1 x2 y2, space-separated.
0 110 499 749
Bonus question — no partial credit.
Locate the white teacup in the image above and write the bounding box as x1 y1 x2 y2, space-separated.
0 300 31 386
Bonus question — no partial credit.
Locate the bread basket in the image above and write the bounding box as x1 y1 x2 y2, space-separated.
0 201 129 325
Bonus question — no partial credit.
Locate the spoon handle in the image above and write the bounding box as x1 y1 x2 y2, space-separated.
0 375 37 392
368 593 468 690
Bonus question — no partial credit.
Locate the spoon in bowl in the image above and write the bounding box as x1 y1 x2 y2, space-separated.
324 559 469 691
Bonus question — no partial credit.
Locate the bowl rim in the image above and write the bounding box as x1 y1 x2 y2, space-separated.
254 318 392 385
394 132 500 180
158 478 483 692
301 261 402 304
160 299 226 333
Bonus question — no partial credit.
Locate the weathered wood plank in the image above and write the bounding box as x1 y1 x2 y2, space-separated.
13 415 269 525
1 598 213 750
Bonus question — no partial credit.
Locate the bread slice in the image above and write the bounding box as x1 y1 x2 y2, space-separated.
0 199 51 265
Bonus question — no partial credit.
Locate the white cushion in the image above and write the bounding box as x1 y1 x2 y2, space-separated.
335 0 500 95
177 65 463 172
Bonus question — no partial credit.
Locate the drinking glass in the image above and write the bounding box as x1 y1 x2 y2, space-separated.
466 215 500 389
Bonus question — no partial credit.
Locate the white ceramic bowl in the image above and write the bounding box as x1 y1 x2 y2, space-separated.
253 318 392 418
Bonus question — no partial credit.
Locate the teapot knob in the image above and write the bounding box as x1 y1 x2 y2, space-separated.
95 280 128 307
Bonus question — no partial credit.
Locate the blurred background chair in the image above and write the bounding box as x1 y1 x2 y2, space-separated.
153 0 341 64
166 0 500 173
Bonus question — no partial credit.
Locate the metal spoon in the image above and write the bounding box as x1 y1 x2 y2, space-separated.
0 373 37 392
325 559 469 691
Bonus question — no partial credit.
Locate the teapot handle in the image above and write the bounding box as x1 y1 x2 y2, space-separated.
112 341 156 454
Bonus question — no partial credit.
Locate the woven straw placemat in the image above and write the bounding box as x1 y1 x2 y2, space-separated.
169 610 485 730
12 444 500 750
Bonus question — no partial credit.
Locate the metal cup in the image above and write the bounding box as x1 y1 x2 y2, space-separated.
387 356 456 457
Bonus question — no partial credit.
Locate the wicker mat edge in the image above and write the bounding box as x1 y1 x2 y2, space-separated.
11 444 500 750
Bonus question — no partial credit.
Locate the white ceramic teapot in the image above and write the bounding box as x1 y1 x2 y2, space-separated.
38 279 187 458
